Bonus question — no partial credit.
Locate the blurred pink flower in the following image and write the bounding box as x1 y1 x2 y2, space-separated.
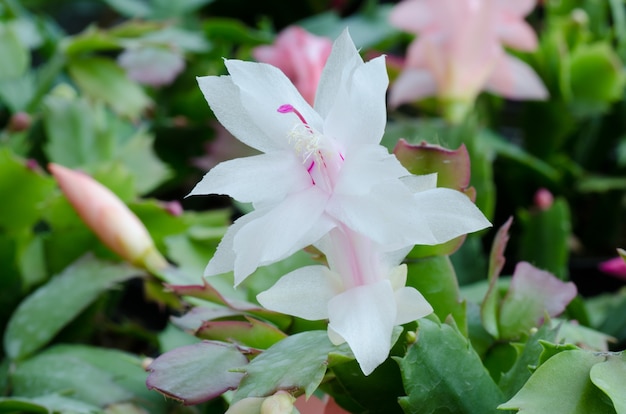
533 187 554 211
599 253 626 280
389 0 548 107
295 394 350 414
49 163 168 271
253 26 332 105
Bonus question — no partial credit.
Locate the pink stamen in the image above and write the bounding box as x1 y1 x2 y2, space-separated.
277 104 308 125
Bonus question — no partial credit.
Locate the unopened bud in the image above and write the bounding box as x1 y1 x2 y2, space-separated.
49 163 168 272
261 391 295 414
8 112 31 132
533 188 554 211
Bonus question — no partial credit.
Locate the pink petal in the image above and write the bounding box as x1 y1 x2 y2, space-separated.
496 0 537 17
389 0 434 33
485 54 548 100
497 16 538 50
388 69 437 107
599 256 626 279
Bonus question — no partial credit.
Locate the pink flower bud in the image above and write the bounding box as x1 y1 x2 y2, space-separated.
533 188 554 210
599 255 626 280
49 163 168 271
8 112 31 132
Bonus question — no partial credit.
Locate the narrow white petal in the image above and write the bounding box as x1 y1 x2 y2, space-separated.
225 60 324 143
232 188 332 282
411 188 492 244
257 266 341 320
196 76 281 153
394 287 434 325
323 55 389 148
315 29 361 119
327 280 397 375
187 151 311 203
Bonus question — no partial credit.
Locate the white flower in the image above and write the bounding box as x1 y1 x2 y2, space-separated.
257 226 433 375
189 30 491 285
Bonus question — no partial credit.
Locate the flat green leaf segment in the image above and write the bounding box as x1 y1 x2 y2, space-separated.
590 353 626 414
0 394 99 414
399 319 504 414
233 331 353 402
499 350 619 413
3 256 139 360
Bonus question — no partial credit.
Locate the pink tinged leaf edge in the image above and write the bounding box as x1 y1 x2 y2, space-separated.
146 341 248 405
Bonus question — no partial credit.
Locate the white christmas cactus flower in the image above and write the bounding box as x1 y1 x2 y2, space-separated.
258 226 433 375
189 30 490 285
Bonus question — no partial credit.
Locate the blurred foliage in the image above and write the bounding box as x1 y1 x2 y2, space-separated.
0 0 625 413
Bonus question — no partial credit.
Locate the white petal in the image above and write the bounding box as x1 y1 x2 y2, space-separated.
485 54 548 100
388 69 437 107
187 151 311 203
411 187 492 244
257 266 341 320
334 145 410 196
323 55 389 148
387 264 408 291
232 188 332 283
327 280 397 375
400 173 437 193
196 75 281 153
394 287 433 325
225 60 324 144
315 29 361 119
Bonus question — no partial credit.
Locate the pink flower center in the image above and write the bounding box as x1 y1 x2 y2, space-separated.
277 104 344 193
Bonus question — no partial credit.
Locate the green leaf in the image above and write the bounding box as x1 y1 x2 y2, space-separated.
102 0 153 18
196 317 287 349
498 324 560 398
499 350 614 413
233 331 353 402
590 352 626 414
42 94 99 168
0 398 48 413
146 341 247 405
12 352 132 407
398 319 504 414
3 255 139 360
0 23 29 79
518 198 571 280
0 149 55 232
68 57 151 119
405 256 467 336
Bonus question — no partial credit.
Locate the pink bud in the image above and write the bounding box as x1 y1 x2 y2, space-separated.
49 163 168 271
8 112 31 132
533 188 554 210
253 26 332 105
163 200 183 216
599 256 626 280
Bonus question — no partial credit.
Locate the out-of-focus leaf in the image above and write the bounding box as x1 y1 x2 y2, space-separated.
518 197 571 280
405 256 467 336
590 352 626 413
142 27 211 53
481 217 513 338
0 73 35 112
0 23 29 79
233 331 353 402
64 27 121 56
499 350 614 413
68 57 151 119
3 255 139 360
197 317 287 349
399 319 504 414
102 0 153 18
146 341 247 405
0 149 55 232
12 352 132 408
0 395 100 413
203 18 272 45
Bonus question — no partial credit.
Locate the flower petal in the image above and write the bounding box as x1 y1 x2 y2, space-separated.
225 60 323 143
485 54 548 100
389 0 434 33
327 281 397 375
322 55 389 149
410 187 492 244
394 287 433 324
497 17 538 51
389 69 437 107
196 75 281 153
257 265 341 320
233 188 333 283
496 0 537 17
400 173 438 193
187 151 311 203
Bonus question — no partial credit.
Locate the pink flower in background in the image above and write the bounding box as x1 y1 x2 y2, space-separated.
49 163 168 271
599 252 626 280
253 26 332 105
388 0 548 107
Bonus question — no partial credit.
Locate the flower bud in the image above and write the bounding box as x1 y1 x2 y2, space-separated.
49 163 168 271
260 391 295 414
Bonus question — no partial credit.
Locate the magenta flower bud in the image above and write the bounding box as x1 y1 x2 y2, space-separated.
49 163 168 271
533 188 554 211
